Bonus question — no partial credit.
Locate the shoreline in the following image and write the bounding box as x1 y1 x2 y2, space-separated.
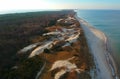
75 15 119 79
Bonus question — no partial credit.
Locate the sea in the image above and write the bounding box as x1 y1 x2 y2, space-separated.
76 9 120 72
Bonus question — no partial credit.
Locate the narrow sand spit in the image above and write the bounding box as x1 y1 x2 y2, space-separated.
75 16 119 79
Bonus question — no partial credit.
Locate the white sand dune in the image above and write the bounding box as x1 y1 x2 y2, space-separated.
50 57 81 79
65 32 80 43
75 16 119 79
29 41 53 58
29 24 81 58
18 43 39 53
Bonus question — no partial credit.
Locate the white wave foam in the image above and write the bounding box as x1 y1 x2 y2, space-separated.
75 14 119 79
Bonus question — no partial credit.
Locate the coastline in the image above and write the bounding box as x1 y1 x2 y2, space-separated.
75 15 119 79
0 10 96 79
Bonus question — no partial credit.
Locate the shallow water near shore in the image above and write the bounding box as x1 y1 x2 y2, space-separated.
76 9 120 74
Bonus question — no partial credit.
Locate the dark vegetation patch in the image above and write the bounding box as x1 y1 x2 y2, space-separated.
1 55 44 79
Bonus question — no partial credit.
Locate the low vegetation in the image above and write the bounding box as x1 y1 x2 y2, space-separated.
0 10 95 79
0 10 75 78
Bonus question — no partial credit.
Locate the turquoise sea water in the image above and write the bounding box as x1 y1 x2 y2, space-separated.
77 10 120 70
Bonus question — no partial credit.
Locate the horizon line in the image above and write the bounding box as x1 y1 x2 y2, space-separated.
0 8 120 15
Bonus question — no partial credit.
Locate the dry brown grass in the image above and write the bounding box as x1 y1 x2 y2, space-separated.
45 26 63 32
39 37 94 79
39 50 74 79
37 17 94 79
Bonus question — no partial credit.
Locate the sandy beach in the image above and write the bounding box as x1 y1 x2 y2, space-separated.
75 15 119 79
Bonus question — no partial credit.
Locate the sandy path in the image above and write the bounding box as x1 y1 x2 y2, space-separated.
75 16 119 79
35 62 46 79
